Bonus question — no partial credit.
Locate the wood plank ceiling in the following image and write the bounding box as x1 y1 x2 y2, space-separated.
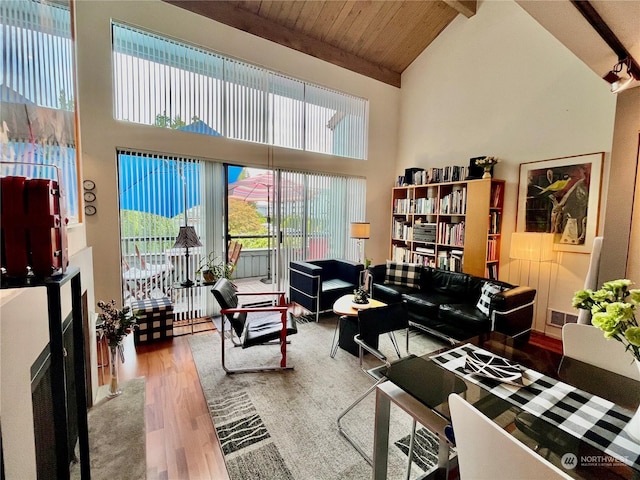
164 1 477 88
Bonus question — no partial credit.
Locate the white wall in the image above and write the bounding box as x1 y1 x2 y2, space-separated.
0 287 49 480
398 0 616 337
0 245 95 477
74 0 400 306
605 88 640 283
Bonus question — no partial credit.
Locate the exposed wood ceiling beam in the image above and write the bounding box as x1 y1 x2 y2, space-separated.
571 0 640 80
443 0 477 19
164 0 402 88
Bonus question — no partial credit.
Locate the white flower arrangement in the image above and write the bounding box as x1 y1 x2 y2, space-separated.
475 156 499 167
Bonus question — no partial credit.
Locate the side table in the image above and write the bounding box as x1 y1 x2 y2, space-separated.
172 282 215 336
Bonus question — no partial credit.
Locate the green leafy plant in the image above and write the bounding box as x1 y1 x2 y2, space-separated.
573 279 640 362
196 252 234 284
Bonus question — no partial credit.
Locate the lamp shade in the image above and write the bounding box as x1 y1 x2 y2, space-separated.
350 222 370 239
509 232 555 262
173 226 202 249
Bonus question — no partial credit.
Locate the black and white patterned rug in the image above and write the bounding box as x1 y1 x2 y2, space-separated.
189 317 448 479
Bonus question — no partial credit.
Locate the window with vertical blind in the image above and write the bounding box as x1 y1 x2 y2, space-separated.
278 170 366 284
112 22 368 160
0 0 79 222
117 150 206 319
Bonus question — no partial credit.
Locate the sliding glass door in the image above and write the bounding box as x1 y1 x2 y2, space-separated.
277 170 366 288
225 165 366 292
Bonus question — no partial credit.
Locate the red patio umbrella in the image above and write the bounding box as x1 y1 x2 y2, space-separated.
229 171 305 282
228 171 304 202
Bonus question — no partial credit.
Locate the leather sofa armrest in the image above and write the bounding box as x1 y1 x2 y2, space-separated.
492 286 537 312
491 286 537 341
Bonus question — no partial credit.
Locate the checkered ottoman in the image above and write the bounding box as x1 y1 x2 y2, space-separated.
132 297 173 344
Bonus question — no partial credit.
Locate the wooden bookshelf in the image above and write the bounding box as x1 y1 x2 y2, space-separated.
390 178 504 278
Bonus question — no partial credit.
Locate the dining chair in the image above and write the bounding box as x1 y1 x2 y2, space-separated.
448 393 572 479
337 303 417 473
211 277 298 373
562 322 639 380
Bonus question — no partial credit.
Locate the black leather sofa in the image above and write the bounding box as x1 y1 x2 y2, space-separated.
369 264 536 344
289 259 363 321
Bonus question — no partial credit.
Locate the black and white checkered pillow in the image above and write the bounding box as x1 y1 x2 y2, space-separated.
385 260 421 288
476 282 504 315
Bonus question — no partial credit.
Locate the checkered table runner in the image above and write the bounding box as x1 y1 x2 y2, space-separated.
430 344 640 471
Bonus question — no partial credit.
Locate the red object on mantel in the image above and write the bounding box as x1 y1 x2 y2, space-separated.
1 175 69 278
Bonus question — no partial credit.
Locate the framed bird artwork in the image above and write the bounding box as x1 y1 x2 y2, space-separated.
517 152 604 253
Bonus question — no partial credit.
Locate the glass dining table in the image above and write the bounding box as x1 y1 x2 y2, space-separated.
372 331 640 480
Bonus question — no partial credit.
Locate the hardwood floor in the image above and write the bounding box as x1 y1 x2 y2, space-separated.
100 331 230 480
97 317 562 480
529 331 563 355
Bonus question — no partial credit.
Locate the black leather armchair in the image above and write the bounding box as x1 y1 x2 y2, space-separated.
289 259 363 321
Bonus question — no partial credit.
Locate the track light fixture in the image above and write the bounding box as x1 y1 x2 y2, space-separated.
603 58 637 94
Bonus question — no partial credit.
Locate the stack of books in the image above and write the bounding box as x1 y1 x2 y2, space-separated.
413 223 437 243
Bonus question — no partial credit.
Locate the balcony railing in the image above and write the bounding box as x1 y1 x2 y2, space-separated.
121 236 273 320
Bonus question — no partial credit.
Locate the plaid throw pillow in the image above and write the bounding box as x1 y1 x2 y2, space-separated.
476 282 504 316
385 261 421 288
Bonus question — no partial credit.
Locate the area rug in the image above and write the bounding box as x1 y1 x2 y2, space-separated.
70 377 146 480
189 318 448 479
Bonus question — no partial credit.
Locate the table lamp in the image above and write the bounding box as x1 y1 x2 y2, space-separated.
173 226 202 287
350 222 370 264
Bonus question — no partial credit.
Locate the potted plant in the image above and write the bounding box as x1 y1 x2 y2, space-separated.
352 286 370 310
196 252 234 284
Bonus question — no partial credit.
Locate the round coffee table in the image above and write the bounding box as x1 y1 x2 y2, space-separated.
331 294 386 358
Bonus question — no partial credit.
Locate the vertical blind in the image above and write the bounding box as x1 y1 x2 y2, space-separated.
118 150 206 320
112 22 368 160
1 0 79 222
278 169 366 287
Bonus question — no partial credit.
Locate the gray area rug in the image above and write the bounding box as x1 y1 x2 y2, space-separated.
71 377 146 480
189 317 448 479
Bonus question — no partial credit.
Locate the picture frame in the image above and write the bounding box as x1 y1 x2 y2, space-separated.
516 152 604 253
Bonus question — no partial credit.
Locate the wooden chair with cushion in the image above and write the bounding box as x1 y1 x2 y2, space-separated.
227 240 243 275
449 393 572 479
211 277 297 373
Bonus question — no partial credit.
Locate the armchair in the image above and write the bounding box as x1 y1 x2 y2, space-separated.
211 278 298 374
289 259 363 321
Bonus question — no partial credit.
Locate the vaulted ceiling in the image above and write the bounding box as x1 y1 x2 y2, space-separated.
165 0 639 90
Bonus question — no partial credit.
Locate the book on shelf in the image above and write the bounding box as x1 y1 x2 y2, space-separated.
491 183 502 208
489 211 501 234
486 263 498 280
438 221 465 246
487 239 498 261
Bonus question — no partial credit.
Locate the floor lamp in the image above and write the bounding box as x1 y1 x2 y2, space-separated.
173 226 202 287
509 232 555 331
173 166 202 287
509 232 555 282
350 222 370 264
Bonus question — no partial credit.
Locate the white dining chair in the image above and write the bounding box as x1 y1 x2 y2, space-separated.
562 323 639 380
448 393 572 480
